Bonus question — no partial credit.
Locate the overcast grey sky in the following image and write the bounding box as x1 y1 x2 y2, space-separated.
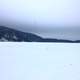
0 0 80 40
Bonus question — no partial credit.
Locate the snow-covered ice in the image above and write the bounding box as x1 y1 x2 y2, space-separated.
0 43 80 80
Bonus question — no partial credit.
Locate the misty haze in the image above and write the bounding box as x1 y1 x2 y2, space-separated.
0 0 80 41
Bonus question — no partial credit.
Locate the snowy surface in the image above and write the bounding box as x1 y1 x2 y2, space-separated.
0 43 80 80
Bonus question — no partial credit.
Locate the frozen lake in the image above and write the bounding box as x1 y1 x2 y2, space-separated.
0 43 80 80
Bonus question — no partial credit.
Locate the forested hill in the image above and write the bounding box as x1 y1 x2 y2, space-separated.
0 26 80 43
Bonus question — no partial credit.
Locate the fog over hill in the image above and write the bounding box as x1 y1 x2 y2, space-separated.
0 22 80 41
0 0 80 40
0 26 80 43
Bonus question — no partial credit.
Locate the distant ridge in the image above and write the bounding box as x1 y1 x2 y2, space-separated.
0 26 80 43
0 26 42 42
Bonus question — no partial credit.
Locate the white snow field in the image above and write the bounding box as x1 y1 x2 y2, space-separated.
0 43 80 80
